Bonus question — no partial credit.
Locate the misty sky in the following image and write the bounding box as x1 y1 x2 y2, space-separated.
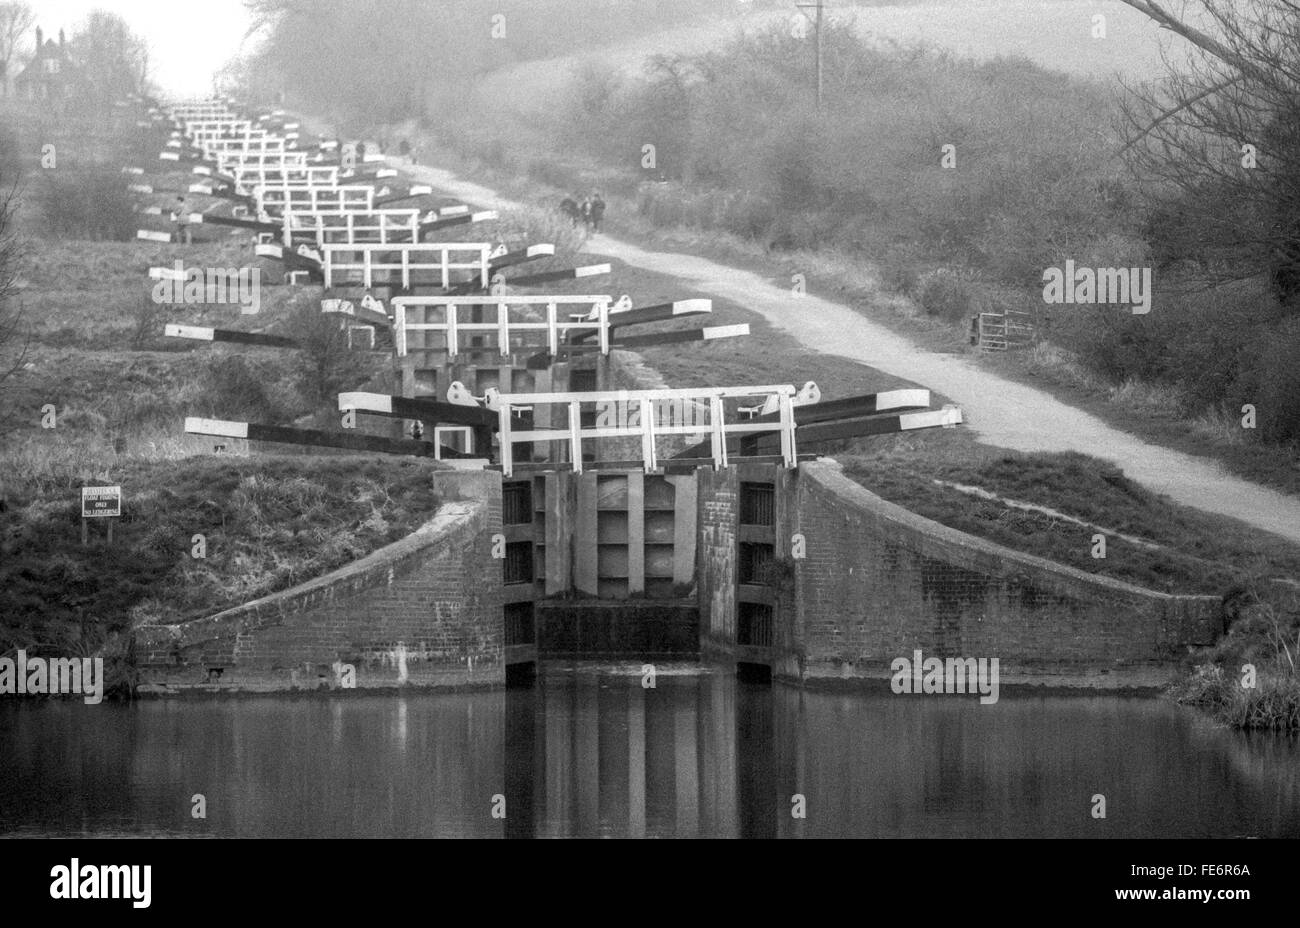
25 0 254 96
13 1 1190 98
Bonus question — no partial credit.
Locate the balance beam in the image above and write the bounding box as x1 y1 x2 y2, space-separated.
504 263 611 288
336 392 501 429
165 324 300 349
184 417 456 458
669 390 945 459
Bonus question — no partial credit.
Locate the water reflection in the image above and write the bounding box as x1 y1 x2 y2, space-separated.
1 663 1298 838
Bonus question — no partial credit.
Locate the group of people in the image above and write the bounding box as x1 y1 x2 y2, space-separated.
560 191 606 233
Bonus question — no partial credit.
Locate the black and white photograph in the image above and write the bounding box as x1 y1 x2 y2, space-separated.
0 0 1295 906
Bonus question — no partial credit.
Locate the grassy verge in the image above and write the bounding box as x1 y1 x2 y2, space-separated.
2 234 392 469
1 455 447 691
838 432 1300 596
1169 596 1300 730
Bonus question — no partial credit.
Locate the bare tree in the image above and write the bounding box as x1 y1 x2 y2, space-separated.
69 9 151 105
132 42 150 95
0 176 29 437
0 1 35 95
1116 0 1300 305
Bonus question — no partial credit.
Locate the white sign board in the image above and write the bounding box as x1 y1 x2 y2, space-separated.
82 486 122 518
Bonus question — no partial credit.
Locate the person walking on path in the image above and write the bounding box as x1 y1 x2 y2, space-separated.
172 196 192 245
580 196 592 232
560 194 580 226
589 191 606 234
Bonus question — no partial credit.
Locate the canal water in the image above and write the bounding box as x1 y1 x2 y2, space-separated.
2 662 1297 838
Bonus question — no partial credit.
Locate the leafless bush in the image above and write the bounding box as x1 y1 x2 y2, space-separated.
1118 1 1300 306
36 166 136 241
285 296 374 411
0 176 29 438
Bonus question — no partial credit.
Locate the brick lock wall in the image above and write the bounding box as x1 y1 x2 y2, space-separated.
786 461 1222 679
134 471 505 690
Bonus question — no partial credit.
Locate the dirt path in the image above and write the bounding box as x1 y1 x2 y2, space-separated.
397 161 1300 546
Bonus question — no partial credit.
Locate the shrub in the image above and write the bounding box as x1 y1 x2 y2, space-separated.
491 204 586 268
877 245 925 296
1056 304 1166 384
1170 663 1231 708
35 167 136 241
129 294 168 350
286 297 376 412
719 191 777 241
1220 677 1300 730
197 353 288 423
916 268 973 321
1238 317 1300 444
567 59 624 129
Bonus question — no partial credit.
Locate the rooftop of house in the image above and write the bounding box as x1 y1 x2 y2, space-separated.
13 27 76 84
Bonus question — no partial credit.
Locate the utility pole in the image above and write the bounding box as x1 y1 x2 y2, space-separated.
816 0 823 110
795 0 825 110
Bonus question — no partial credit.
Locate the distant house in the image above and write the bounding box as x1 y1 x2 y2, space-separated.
12 27 79 105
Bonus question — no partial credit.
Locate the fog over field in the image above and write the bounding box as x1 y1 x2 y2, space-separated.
20 0 1186 98
569 0 1179 78
478 0 1187 121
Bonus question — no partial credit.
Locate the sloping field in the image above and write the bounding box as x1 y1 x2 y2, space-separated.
475 0 1180 121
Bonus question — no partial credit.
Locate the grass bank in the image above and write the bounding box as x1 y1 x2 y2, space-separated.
1169 596 1300 730
1 236 389 473
0 455 446 692
839 433 1300 597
